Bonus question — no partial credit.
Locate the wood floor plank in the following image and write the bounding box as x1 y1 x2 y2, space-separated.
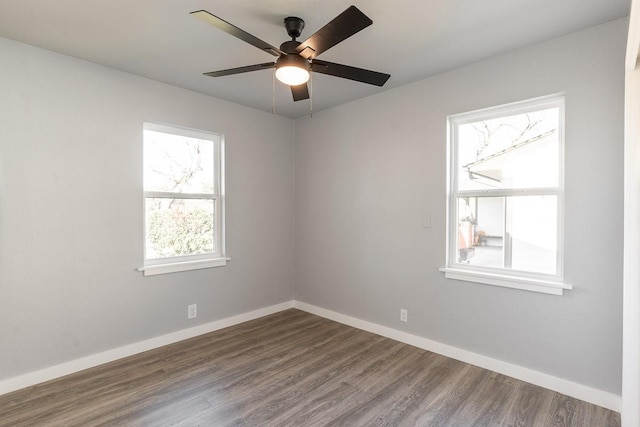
500 382 558 427
0 309 621 426
446 372 519 427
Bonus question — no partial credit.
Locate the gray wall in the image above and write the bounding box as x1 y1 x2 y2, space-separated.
294 19 625 394
0 37 296 380
623 10 640 423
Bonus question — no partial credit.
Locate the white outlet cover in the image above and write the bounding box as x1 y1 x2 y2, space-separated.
187 304 197 319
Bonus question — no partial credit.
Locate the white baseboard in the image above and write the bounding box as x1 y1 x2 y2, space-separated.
0 301 294 396
293 301 622 413
0 299 621 414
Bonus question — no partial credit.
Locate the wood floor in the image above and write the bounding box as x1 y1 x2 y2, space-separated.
0 309 620 426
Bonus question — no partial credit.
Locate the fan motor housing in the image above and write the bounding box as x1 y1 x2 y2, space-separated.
280 40 302 54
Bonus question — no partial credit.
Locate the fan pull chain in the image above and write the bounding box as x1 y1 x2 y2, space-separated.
309 71 313 118
272 69 276 115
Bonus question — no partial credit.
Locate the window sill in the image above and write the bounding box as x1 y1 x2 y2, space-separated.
139 257 230 276
439 267 571 295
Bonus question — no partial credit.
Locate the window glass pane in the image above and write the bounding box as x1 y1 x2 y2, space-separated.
145 198 215 259
456 196 558 275
510 195 557 274
143 129 214 194
457 197 505 268
456 108 559 191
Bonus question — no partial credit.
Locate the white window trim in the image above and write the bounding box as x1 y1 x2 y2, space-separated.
138 257 231 276
139 122 226 276
442 94 571 295
438 267 571 295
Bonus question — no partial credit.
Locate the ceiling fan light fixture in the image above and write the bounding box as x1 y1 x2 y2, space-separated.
275 55 310 86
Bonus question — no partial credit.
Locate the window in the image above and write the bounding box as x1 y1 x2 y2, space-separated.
139 123 225 276
442 95 570 295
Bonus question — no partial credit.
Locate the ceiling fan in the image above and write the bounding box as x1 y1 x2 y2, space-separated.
190 5 391 102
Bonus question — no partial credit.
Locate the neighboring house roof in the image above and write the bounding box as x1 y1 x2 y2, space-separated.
464 129 557 184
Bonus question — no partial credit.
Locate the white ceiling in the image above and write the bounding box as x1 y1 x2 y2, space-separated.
0 0 630 118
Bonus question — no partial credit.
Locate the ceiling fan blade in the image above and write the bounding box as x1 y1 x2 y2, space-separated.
204 62 275 77
191 10 285 57
311 60 390 86
295 6 372 60
290 83 310 101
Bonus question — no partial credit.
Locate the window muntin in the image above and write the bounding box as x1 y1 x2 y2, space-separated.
448 95 564 282
143 123 224 266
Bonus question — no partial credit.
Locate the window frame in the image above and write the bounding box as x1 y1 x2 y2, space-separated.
441 94 571 295
139 122 226 276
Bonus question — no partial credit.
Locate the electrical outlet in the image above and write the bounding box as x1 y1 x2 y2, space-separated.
187 304 197 320
400 308 408 323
